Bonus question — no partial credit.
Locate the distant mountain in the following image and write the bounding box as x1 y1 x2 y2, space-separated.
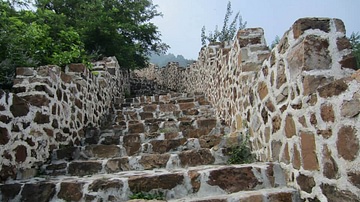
148 52 195 68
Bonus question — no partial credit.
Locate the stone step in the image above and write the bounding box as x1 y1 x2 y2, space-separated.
170 187 300 202
1 163 290 202
43 148 229 176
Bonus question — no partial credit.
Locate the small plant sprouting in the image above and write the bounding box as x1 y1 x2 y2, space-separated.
129 191 165 200
227 134 254 164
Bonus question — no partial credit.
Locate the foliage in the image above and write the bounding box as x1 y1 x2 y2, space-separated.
149 52 195 67
227 134 254 164
0 0 168 89
349 32 360 69
270 35 280 49
129 192 165 200
201 1 247 46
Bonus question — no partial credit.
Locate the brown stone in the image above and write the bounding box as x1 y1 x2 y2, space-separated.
293 145 302 170
341 100 360 117
337 37 352 51
183 128 211 138
292 18 330 39
320 104 335 122
123 134 141 155
271 140 282 161
348 172 360 189
10 95 29 117
188 170 201 193
22 94 50 107
128 173 184 192
267 191 295 202
21 182 56 202
276 62 287 89
285 114 296 138
85 145 121 158
296 174 315 193
0 127 10 145
337 126 359 161
88 178 123 191
142 104 158 112
68 161 102 176
150 139 186 154
179 102 195 110
207 166 260 193
183 109 199 115
105 157 130 172
179 149 215 167
340 54 357 70
303 75 332 95
199 135 222 148
322 145 338 179
159 104 177 112
298 116 307 127
60 72 72 83
239 36 262 47
128 122 145 134
16 67 35 76
310 113 317 126
0 184 22 201
34 112 50 124
139 112 154 120
58 181 84 202
265 100 275 112
318 79 348 98
197 118 217 129
0 165 16 182
272 115 281 133
240 194 263 202
138 154 170 169
317 129 332 139
68 63 86 72
15 145 27 163
321 184 359 202
300 132 319 170
257 81 268 100
287 35 331 79
281 143 290 164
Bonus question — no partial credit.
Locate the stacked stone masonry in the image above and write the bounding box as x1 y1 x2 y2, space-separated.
134 18 360 201
0 57 130 181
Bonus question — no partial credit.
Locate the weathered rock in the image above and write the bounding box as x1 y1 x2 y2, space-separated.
257 81 268 100
271 140 282 161
341 100 360 117
179 102 195 110
15 145 27 163
300 131 319 170
143 104 158 112
318 79 348 98
88 178 123 191
207 166 260 193
105 157 130 172
123 134 141 155
179 149 215 167
296 174 315 193
321 183 360 202
348 172 360 189
58 181 84 202
159 104 177 112
292 18 330 39
10 95 29 117
150 139 186 154
128 173 184 192
322 145 338 179
197 118 217 129
188 170 201 193
85 145 120 158
34 112 50 124
285 114 296 138
21 182 56 202
320 104 335 122
22 94 50 107
199 135 222 148
337 126 359 161
68 161 102 176
128 122 145 134
0 127 9 145
138 154 171 169
0 183 22 201
303 75 332 95
267 191 295 202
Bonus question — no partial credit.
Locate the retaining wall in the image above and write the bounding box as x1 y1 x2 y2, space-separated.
133 18 360 201
0 57 130 181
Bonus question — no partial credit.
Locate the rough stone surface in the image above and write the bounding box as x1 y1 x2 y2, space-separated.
21 182 56 202
179 149 215 167
320 104 335 122
138 154 171 169
296 174 315 193
88 178 123 191
300 132 319 170
321 184 360 202
68 161 102 176
58 182 84 202
285 114 296 138
337 126 359 161
128 173 184 192
207 167 260 193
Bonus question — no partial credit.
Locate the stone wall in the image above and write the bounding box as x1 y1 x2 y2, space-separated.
0 57 130 181
133 18 360 201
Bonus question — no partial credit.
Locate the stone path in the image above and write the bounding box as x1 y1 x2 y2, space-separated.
0 93 300 201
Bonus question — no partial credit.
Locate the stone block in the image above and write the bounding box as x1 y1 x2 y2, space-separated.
337 126 359 161
341 100 360 117
85 145 121 158
320 104 335 123
285 114 296 138
0 184 22 201
68 63 86 73
340 54 357 70
21 182 56 202
128 122 145 134
159 104 178 112
128 173 184 192
88 178 123 191
22 94 50 107
0 127 10 145
302 75 332 95
179 102 195 110
300 132 319 170
68 161 102 176
318 79 348 98
105 157 130 172
58 181 84 202
16 67 35 76
287 35 331 79
296 174 315 193
138 154 170 170
179 148 214 167
321 184 359 202
292 18 330 39
10 95 29 117
322 145 338 179
207 166 260 193
197 118 217 129
142 104 158 112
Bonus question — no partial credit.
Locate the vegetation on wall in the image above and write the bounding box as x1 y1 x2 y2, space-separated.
349 32 360 69
0 0 168 89
201 1 247 46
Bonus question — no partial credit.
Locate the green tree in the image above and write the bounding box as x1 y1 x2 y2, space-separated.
349 32 360 69
270 35 280 49
201 1 247 46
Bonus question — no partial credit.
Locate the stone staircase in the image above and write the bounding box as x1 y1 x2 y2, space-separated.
0 93 300 202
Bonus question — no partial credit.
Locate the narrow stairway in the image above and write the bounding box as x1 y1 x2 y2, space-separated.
0 93 300 202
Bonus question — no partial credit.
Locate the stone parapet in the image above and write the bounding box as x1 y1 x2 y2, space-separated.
132 18 359 201
0 57 130 182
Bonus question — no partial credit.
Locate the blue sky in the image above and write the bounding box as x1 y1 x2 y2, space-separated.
151 0 360 59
